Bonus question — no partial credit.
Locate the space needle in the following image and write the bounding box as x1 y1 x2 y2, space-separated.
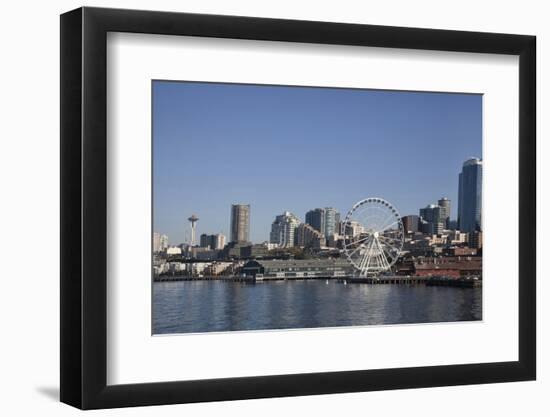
187 214 199 246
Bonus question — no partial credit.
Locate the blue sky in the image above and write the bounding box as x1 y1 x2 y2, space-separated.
153 81 482 244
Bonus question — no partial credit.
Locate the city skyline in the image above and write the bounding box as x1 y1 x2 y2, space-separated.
154 158 479 247
153 81 482 244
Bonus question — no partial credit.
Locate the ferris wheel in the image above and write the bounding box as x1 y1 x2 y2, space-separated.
342 198 404 277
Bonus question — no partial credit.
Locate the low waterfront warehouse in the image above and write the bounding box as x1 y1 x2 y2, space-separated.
242 258 354 280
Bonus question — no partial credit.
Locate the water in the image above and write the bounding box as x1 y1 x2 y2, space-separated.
153 280 482 335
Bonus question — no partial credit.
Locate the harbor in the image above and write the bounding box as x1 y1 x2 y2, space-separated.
153 278 482 334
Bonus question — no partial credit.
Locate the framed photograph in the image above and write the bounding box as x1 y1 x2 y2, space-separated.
60 6 536 409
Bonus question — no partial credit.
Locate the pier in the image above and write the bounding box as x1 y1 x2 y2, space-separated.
154 275 255 283
342 276 428 285
426 276 481 288
154 274 481 287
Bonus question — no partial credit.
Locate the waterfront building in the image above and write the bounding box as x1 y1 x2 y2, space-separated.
295 223 326 249
438 197 451 228
413 256 482 278
406 244 442 258
153 262 168 276
189 262 210 276
168 262 185 273
458 157 482 232
204 262 233 276
242 258 355 279
230 204 250 243
401 215 420 234
446 247 478 256
270 211 301 247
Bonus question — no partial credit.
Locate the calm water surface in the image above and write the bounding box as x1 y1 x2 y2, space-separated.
153 280 482 334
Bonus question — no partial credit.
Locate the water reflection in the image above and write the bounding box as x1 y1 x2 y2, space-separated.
153 280 482 334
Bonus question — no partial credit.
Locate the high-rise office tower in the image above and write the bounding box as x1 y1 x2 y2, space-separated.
458 158 482 233
334 212 341 234
200 233 227 249
305 207 340 238
419 204 441 223
438 197 451 228
159 234 169 251
401 215 420 234
199 233 210 248
230 204 250 243
213 233 226 250
419 205 444 235
324 207 339 238
153 232 161 253
305 208 325 235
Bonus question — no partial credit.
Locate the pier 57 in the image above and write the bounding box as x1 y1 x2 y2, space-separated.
242 259 358 280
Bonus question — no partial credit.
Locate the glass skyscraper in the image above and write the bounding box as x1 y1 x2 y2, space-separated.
458 158 482 233
323 207 338 238
305 207 340 238
305 208 325 235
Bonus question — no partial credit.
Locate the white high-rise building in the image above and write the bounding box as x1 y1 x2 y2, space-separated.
270 211 300 247
159 234 169 251
153 232 161 253
214 233 226 250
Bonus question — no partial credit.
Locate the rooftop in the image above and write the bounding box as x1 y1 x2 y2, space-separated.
244 258 351 269
463 157 482 167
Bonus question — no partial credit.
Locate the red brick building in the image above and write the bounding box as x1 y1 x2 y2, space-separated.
413 257 482 277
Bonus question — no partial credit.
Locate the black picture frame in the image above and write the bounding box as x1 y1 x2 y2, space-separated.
60 6 536 410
